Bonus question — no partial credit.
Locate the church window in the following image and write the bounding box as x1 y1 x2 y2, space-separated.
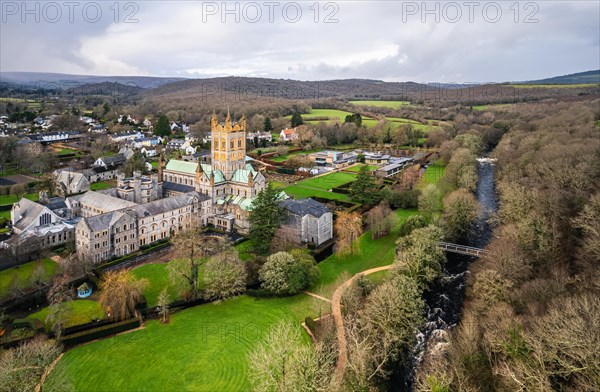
230 140 234 149
238 139 241 148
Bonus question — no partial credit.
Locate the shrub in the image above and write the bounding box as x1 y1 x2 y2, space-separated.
258 250 320 295
12 318 43 332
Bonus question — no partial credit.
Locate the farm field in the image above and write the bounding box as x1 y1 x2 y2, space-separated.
29 300 105 330
314 209 418 297
45 294 328 392
286 109 379 128
0 258 58 297
349 100 411 108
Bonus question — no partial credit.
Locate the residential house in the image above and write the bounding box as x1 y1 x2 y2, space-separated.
279 128 298 142
94 153 127 168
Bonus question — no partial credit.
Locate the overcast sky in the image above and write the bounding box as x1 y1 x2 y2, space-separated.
1 1 598 82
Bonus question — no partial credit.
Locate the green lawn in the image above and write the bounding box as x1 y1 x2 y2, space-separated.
386 118 444 133
345 164 378 173
29 300 105 330
0 259 58 297
131 263 181 307
0 192 39 206
314 209 418 297
269 180 289 189
295 172 356 190
349 100 411 109
45 294 328 392
56 148 78 155
283 185 351 202
287 109 378 128
417 162 446 188
234 240 255 262
0 210 10 220
90 181 115 191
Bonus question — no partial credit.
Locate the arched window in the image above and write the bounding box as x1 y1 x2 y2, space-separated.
230 140 234 149
221 140 226 150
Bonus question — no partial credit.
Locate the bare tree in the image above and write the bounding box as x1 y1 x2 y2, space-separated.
335 212 363 255
157 287 170 324
99 270 147 321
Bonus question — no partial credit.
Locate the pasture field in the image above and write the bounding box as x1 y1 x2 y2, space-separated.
45 294 328 392
472 103 514 111
0 259 58 297
29 300 105 330
349 100 411 108
286 109 379 128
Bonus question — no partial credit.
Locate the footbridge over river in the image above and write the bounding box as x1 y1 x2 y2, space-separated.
438 242 487 257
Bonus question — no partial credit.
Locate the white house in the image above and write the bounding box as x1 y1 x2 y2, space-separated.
279 128 298 142
110 131 143 143
141 147 158 157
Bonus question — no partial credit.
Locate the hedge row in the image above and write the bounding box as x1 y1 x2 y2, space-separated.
61 317 141 347
13 317 44 332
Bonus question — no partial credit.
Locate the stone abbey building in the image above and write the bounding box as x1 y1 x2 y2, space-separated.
75 112 267 262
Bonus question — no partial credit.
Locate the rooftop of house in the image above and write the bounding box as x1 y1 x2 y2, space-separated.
280 198 331 218
79 191 138 211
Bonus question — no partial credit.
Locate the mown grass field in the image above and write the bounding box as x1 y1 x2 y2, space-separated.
45 294 328 392
0 259 58 297
313 209 418 297
90 181 115 191
131 263 182 307
417 162 446 188
286 109 379 128
283 185 351 202
0 193 39 206
29 300 105 330
349 100 411 108
345 164 378 172
294 172 356 190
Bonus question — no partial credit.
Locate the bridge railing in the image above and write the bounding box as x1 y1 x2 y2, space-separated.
438 242 487 257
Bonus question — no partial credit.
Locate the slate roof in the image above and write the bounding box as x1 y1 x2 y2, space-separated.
279 198 331 218
12 198 48 231
79 191 137 211
99 154 126 166
165 160 226 184
163 181 196 194
128 191 209 218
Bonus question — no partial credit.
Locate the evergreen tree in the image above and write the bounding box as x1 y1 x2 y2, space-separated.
291 112 304 127
154 114 171 137
249 183 285 255
263 117 273 132
350 165 379 205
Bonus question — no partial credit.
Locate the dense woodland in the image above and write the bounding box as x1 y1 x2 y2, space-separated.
417 99 600 391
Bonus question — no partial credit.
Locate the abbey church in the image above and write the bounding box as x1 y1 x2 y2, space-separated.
160 111 267 232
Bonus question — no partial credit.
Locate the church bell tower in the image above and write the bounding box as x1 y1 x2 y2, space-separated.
211 110 247 180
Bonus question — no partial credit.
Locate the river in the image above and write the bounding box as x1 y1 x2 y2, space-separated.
391 160 499 391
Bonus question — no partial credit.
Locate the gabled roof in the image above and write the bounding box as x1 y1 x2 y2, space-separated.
129 191 208 218
79 191 137 211
163 181 195 194
279 198 331 218
99 154 126 166
12 198 59 231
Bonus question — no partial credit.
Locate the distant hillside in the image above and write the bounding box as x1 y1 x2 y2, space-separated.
0 72 186 89
144 76 427 101
520 70 600 85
